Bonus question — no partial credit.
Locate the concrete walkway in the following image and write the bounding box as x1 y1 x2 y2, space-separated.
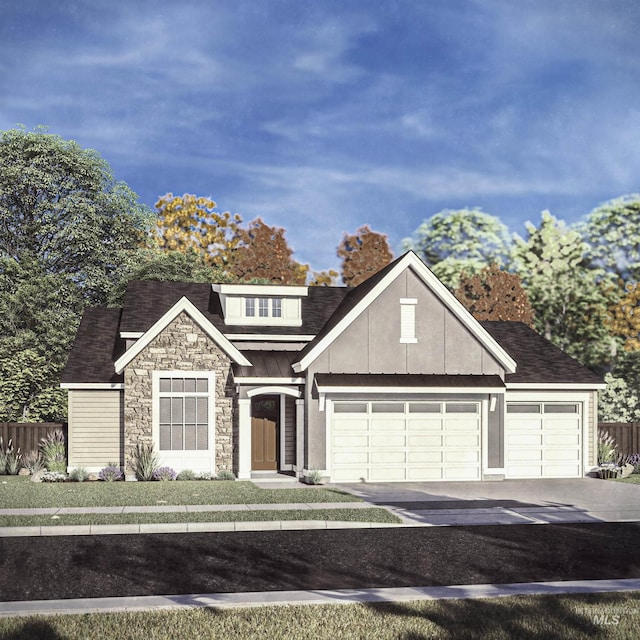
2 578 640 618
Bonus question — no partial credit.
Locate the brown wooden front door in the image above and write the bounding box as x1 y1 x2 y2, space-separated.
251 417 277 470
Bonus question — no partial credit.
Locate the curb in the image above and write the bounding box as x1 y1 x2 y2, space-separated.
2 579 640 618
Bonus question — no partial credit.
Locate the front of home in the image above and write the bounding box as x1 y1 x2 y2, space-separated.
61 251 604 482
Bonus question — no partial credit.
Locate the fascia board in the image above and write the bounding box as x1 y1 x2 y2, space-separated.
60 383 124 390
316 385 505 395
213 283 308 296
507 382 606 390
293 252 517 374
114 297 252 374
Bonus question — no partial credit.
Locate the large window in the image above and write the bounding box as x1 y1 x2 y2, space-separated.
158 375 211 451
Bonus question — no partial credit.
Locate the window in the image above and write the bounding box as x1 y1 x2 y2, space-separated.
244 297 283 319
400 298 417 343
158 375 211 451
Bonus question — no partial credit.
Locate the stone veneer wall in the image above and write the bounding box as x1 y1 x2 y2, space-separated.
123 312 237 475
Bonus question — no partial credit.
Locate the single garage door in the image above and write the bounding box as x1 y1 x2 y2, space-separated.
331 401 481 482
505 403 582 478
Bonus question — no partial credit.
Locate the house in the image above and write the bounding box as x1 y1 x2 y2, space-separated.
61 251 604 482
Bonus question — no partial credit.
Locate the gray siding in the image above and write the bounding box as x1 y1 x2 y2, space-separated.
284 395 296 465
68 390 124 469
487 394 505 468
318 268 505 376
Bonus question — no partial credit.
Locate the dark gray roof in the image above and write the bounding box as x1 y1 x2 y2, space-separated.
119 281 348 336
61 308 125 384
480 321 603 385
315 374 505 388
236 351 299 377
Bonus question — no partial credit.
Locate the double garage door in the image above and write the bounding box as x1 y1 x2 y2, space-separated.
505 403 582 478
331 401 481 482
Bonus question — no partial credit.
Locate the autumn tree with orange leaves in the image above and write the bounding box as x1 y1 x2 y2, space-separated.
454 264 534 326
338 225 393 286
229 218 308 285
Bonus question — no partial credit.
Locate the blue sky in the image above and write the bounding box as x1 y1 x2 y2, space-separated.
2 1 640 271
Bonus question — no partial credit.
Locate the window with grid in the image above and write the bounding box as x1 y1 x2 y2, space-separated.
158 376 210 451
244 297 283 319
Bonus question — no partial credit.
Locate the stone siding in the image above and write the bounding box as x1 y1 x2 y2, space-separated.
123 312 237 474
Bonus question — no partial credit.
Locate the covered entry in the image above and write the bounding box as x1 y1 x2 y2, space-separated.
330 400 482 482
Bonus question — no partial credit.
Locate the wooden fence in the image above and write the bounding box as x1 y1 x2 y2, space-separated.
599 423 640 457
0 423 67 454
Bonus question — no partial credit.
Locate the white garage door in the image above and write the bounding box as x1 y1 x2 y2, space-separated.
331 401 481 482
505 403 582 478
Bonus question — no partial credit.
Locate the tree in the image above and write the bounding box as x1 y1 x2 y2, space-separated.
579 195 640 283
109 248 233 306
607 282 640 352
599 351 640 421
155 193 242 268
229 218 308 284
309 269 340 286
0 127 151 420
454 264 534 325
337 225 393 286
512 210 615 368
402 208 512 288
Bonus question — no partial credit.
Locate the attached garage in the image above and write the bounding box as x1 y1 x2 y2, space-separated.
505 402 582 478
330 400 482 482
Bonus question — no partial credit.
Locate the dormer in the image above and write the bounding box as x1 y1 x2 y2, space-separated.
212 283 308 327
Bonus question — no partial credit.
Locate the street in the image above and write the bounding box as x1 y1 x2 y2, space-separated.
2 523 640 603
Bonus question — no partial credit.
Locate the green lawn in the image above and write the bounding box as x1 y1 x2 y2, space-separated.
615 475 640 485
0 475 359 509
0 507 399 527
1 593 639 639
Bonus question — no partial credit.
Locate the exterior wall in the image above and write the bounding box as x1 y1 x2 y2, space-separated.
318 268 504 375
487 393 505 470
587 390 598 467
123 312 236 475
284 395 296 465
68 390 123 470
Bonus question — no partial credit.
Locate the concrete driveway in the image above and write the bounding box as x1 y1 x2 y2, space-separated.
335 478 640 526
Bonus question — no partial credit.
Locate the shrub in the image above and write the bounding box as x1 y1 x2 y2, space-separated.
41 471 67 483
130 443 160 481
22 450 45 475
305 468 325 485
196 472 213 480
70 466 90 482
0 437 9 474
5 442 22 475
98 464 123 482
598 432 618 465
215 469 235 481
177 469 197 481
153 466 177 481
40 430 66 473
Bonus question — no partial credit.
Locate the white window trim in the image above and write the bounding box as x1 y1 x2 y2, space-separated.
152 371 216 465
400 298 418 344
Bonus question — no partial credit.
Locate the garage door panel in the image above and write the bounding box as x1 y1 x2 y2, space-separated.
545 449 580 461
333 435 368 448
371 435 405 447
333 419 368 431
508 433 543 446
445 434 479 447
546 433 580 446
407 419 443 430
445 419 480 430
370 467 407 481
509 419 543 430
371 450 406 464
333 451 368 464
409 435 443 447
408 467 444 480
445 450 479 463
507 464 543 478
370 419 405 431
332 468 365 482
546 464 581 477
508 449 542 462
445 466 480 480
408 450 442 463
544 419 580 430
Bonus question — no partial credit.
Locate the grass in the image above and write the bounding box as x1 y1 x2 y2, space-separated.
1 593 639 639
0 475 359 509
0 507 399 527
616 475 640 485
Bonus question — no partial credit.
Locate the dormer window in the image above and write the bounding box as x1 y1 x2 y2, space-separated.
245 297 283 319
214 283 307 327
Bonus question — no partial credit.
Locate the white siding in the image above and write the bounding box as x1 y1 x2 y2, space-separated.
68 390 123 470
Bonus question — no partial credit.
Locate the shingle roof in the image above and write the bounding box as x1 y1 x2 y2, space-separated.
480 321 603 385
61 308 125 384
119 281 349 336
314 373 505 388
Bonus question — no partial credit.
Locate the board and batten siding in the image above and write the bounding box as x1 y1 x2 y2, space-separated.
284 395 296 465
68 390 124 470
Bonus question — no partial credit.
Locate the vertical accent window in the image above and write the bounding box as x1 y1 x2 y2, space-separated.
158 375 211 451
258 297 269 317
400 298 418 343
245 298 255 317
271 297 282 318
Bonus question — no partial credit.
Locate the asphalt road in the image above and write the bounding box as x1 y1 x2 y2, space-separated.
2 523 640 602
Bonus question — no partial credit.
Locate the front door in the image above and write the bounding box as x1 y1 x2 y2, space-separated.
251 418 277 470
251 396 280 471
